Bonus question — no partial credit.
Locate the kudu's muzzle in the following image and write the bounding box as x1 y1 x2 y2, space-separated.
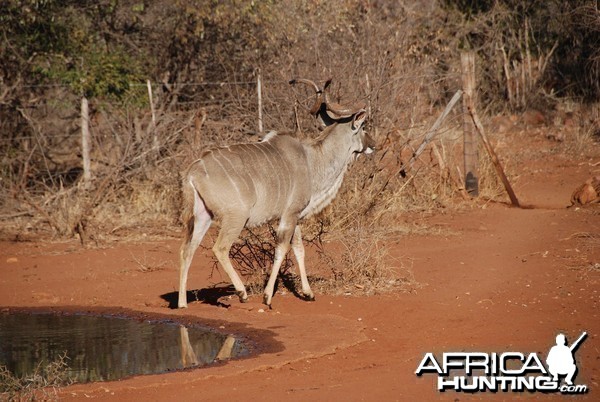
362 131 376 154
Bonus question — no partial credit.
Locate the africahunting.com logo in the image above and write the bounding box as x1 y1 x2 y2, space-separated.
415 332 588 394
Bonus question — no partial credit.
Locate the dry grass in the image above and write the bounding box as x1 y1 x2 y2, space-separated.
312 228 419 297
0 353 74 401
214 209 420 299
563 230 600 273
568 124 600 157
130 251 168 273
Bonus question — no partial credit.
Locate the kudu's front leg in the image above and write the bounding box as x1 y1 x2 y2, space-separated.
291 226 315 301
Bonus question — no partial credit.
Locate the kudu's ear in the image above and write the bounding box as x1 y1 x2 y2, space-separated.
352 110 367 131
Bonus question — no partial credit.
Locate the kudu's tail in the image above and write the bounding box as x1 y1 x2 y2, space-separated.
181 176 196 244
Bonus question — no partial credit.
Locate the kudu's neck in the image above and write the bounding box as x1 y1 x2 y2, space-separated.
302 123 356 217
313 123 355 170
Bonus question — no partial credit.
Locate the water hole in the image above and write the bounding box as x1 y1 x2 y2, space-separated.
0 311 247 383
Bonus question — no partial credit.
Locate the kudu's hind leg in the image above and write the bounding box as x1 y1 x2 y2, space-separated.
291 226 315 301
212 215 249 303
263 217 297 307
179 193 212 308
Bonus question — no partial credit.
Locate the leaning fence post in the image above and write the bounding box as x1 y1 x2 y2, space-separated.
470 111 521 207
403 89 462 174
81 96 91 183
461 52 479 196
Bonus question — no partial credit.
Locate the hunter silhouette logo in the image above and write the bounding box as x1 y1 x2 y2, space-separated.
415 331 588 394
546 332 587 386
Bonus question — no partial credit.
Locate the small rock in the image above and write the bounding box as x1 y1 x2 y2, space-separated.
570 176 600 206
6 257 18 263
522 110 545 127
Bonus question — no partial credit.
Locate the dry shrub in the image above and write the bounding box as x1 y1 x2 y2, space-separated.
216 205 419 298
221 229 418 298
313 225 418 296
16 181 105 243
130 250 168 273
559 102 600 156
126 175 181 222
224 224 295 295
477 149 512 202
0 353 74 401
1 98 187 242
566 231 600 272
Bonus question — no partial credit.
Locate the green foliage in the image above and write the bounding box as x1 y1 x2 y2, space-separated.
37 48 145 101
1 0 147 101
0 0 70 54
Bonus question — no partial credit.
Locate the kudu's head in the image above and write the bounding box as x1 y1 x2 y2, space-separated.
289 78 375 156
345 109 374 158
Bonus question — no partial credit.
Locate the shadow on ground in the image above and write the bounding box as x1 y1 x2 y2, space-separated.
161 286 237 309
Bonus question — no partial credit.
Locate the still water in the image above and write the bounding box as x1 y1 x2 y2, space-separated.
0 312 246 383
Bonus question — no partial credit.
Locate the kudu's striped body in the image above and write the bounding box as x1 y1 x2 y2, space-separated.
178 79 374 308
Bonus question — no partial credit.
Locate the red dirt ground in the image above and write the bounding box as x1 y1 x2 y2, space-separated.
1 129 599 401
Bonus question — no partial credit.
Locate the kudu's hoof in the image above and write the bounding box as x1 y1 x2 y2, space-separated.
236 291 249 303
262 293 273 308
302 293 316 302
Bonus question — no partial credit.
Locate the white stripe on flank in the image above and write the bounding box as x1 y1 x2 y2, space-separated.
270 143 293 206
200 159 209 178
236 146 253 194
212 153 244 203
253 143 281 208
273 144 292 191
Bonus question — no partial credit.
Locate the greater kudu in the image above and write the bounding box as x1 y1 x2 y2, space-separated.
178 79 374 308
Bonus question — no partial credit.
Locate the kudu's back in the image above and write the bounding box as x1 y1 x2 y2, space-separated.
185 134 312 227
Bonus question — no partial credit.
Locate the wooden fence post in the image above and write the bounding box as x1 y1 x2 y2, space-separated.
461 52 479 196
81 96 91 183
257 68 263 134
147 79 158 152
